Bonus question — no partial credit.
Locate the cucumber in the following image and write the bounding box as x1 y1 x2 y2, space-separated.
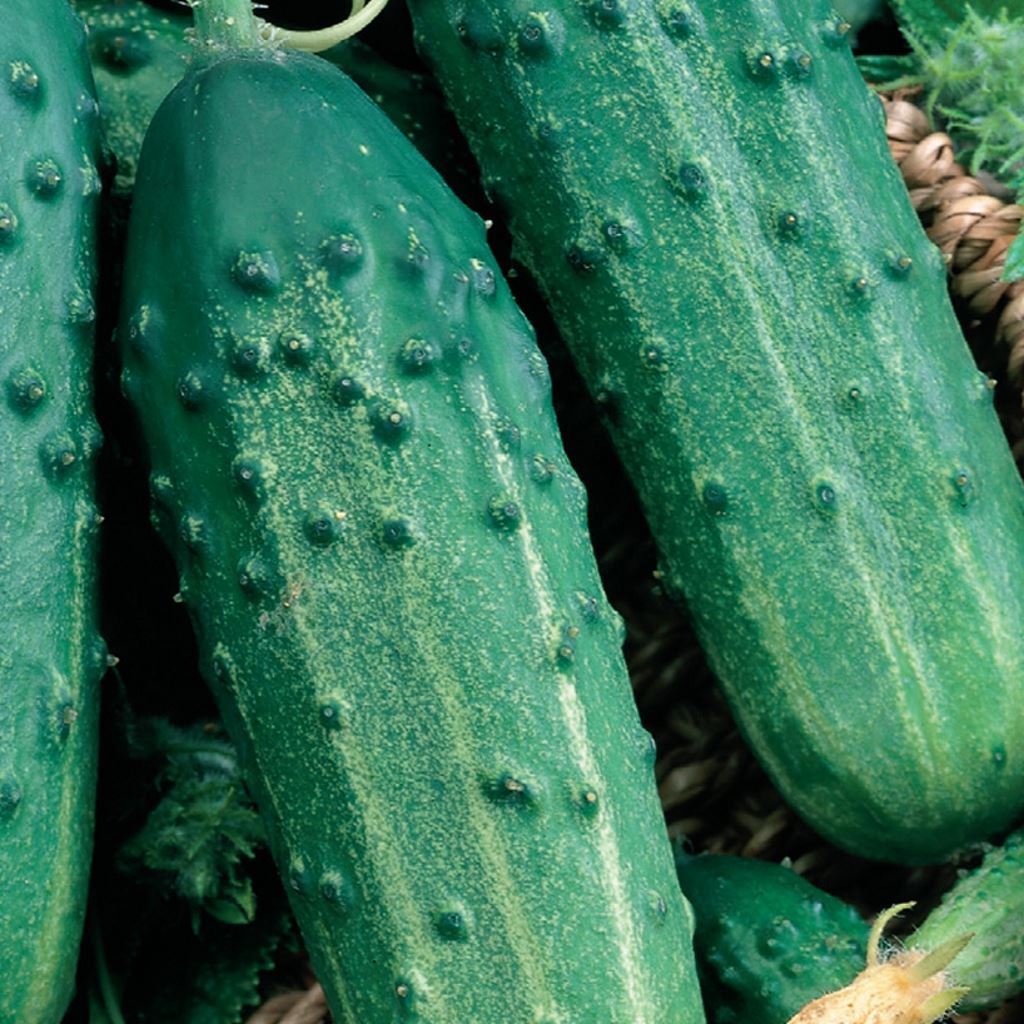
0 2 105 1020
911 829 1024 1011
73 0 190 208
674 850 868 1024
117 22 703 1023
75 0 475 210
406 0 1024 863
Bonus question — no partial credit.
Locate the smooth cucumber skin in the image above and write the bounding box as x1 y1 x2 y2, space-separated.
911 830 1024 1010
118 48 704 1024
675 852 868 1024
406 0 1024 863
0 2 105 1021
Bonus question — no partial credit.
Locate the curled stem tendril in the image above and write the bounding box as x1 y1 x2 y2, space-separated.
259 0 391 51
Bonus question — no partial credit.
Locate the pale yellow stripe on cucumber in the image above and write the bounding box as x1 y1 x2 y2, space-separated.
23 503 94 1018
225 366 441 1024
618 26 951 801
474 381 655 1021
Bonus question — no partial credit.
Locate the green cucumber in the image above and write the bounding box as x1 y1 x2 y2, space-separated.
117 16 703 1022
75 0 475 209
0 2 105 1020
675 850 868 1024
406 0 1024 863
911 830 1024 1011
73 0 190 207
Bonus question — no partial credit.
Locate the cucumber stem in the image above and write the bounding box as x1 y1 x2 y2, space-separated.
190 0 260 50
263 0 392 51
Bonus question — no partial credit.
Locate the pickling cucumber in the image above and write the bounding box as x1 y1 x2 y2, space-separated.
75 0 474 209
406 0 1024 863
675 851 868 1024
116 6 704 1020
0 1 105 1020
911 829 1024 1011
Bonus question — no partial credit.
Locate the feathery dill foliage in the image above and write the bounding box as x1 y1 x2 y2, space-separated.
907 9 1024 183
86 715 296 1024
866 8 1024 278
115 718 265 928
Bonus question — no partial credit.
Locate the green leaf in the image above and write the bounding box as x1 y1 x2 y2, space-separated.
130 909 294 1024
115 718 265 920
856 53 923 86
897 10 1024 182
892 0 1014 48
205 878 258 927
1003 226 1024 282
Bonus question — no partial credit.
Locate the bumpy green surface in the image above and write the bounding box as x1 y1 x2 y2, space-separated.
75 0 472 208
675 851 868 1024
912 830 1024 1011
118 47 703 1024
73 0 190 204
0 2 105 1021
407 0 1024 863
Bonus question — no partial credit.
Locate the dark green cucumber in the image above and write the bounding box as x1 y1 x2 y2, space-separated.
321 39 481 202
73 0 190 206
911 829 1024 1011
117 36 703 1024
75 0 475 207
407 0 1024 863
675 851 868 1024
0 2 105 1020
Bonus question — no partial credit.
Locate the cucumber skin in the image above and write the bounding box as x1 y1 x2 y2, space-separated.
911 829 1024 1011
118 48 703 1024
72 0 191 205
406 0 1024 863
74 0 474 209
0 2 105 1021
675 852 868 1024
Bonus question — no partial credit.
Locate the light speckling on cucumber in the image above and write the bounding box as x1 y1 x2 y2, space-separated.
73 0 190 203
912 830 1024 1011
119 48 704 1024
0 2 105 1021
406 0 1024 863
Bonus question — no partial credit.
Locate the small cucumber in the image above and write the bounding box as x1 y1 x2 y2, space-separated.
0 2 105 1020
911 830 1024 1011
675 851 868 1024
407 0 1024 863
117 19 703 1023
